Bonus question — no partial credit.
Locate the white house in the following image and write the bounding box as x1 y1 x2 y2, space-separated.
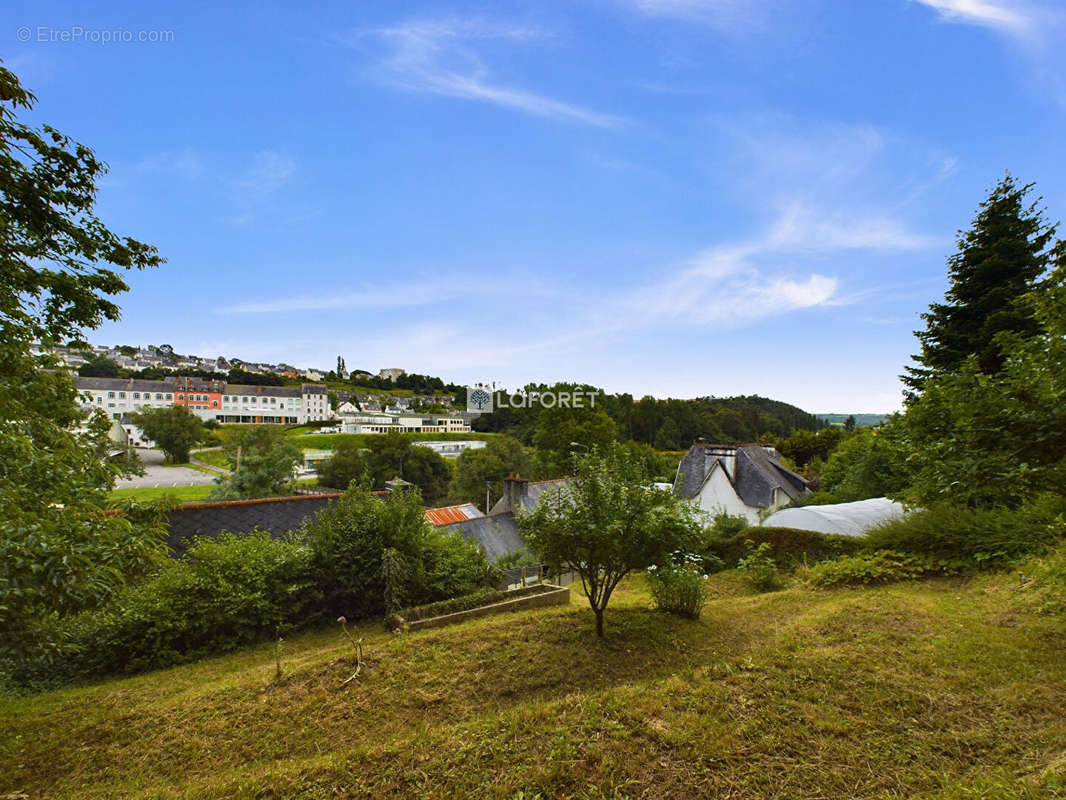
674 443 809 525
414 440 487 459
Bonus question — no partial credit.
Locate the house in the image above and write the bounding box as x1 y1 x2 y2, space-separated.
431 476 572 564
674 442 808 524
413 440 486 459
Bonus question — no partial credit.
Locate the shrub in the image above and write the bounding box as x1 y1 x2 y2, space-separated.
863 504 1059 567
706 526 862 569
68 531 315 675
304 484 494 620
801 550 964 588
709 511 750 539
1021 539 1066 615
736 541 783 591
646 564 710 618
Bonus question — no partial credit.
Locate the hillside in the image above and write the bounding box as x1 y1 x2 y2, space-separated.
817 413 890 428
3 573 1065 799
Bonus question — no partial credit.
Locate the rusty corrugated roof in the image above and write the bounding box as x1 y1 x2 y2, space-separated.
424 503 485 527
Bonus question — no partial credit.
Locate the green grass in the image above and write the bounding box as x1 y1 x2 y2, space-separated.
108 484 217 503
3 572 1066 798
192 448 232 470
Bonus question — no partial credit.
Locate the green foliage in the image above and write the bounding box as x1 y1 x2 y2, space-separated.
67 532 316 675
448 435 532 509
520 443 704 636
862 504 1060 567
801 550 963 588
364 431 452 504
646 564 709 618
771 427 846 470
211 426 302 500
77 355 120 377
904 174 1056 392
708 511 751 540
131 405 205 463
818 425 909 502
1020 539 1066 615
532 400 617 472
736 541 784 591
706 526 862 569
495 548 537 570
303 483 493 620
0 65 165 666
314 438 369 490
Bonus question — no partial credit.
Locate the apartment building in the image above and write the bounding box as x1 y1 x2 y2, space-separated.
75 376 334 425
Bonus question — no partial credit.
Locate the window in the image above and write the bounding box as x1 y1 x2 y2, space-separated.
178 394 184 400
212 401 218 408
165 394 172 400
155 393 163 400
133 392 140 399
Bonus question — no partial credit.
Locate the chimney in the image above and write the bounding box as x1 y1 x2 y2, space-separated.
500 473 529 514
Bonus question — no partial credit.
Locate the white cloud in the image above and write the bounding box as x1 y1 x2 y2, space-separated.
348 19 621 127
237 151 296 197
622 0 771 28
913 0 1032 33
136 149 204 179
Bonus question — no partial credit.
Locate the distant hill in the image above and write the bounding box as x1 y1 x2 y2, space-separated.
816 413 889 428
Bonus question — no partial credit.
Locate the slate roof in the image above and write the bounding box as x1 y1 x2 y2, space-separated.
425 503 485 527
516 479 572 513
442 512 526 563
75 377 175 393
674 443 808 509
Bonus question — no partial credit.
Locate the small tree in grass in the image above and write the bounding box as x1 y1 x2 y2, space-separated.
131 405 204 463
519 444 703 637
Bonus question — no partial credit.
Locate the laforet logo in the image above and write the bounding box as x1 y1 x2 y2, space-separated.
466 386 493 413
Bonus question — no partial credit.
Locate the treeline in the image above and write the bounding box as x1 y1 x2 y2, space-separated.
472 386 826 450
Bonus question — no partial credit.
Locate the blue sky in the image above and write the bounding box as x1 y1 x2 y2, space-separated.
7 0 1065 412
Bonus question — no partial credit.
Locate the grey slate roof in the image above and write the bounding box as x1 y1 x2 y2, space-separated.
75 377 175 393
443 512 526 563
674 444 808 509
517 479 571 513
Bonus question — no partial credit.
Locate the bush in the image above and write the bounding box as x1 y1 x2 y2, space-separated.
646 564 710 618
708 511 750 539
736 541 783 591
706 527 862 569
68 531 315 675
304 484 494 620
1021 539 1066 615
801 550 964 588
863 504 1059 567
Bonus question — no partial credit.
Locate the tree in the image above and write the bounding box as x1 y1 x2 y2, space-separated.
363 432 452 504
903 174 1056 394
211 426 302 500
653 417 682 450
819 426 908 502
0 64 166 662
843 415 856 432
532 394 617 471
131 405 205 463
519 444 704 637
449 436 532 509
78 355 121 377
316 439 370 490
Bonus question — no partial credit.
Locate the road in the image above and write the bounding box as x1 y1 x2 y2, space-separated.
114 448 222 489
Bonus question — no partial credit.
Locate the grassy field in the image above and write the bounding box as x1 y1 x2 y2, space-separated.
107 484 217 503
2 571 1065 798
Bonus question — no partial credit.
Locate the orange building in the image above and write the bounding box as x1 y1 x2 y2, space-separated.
169 376 224 415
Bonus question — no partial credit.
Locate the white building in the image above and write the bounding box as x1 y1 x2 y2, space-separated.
414 440 487 459
674 443 809 525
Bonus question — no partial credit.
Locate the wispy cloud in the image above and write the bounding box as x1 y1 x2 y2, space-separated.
228 150 296 226
222 283 463 314
136 148 204 179
620 0 775 28
913 0 1032 33
346 19 621 127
